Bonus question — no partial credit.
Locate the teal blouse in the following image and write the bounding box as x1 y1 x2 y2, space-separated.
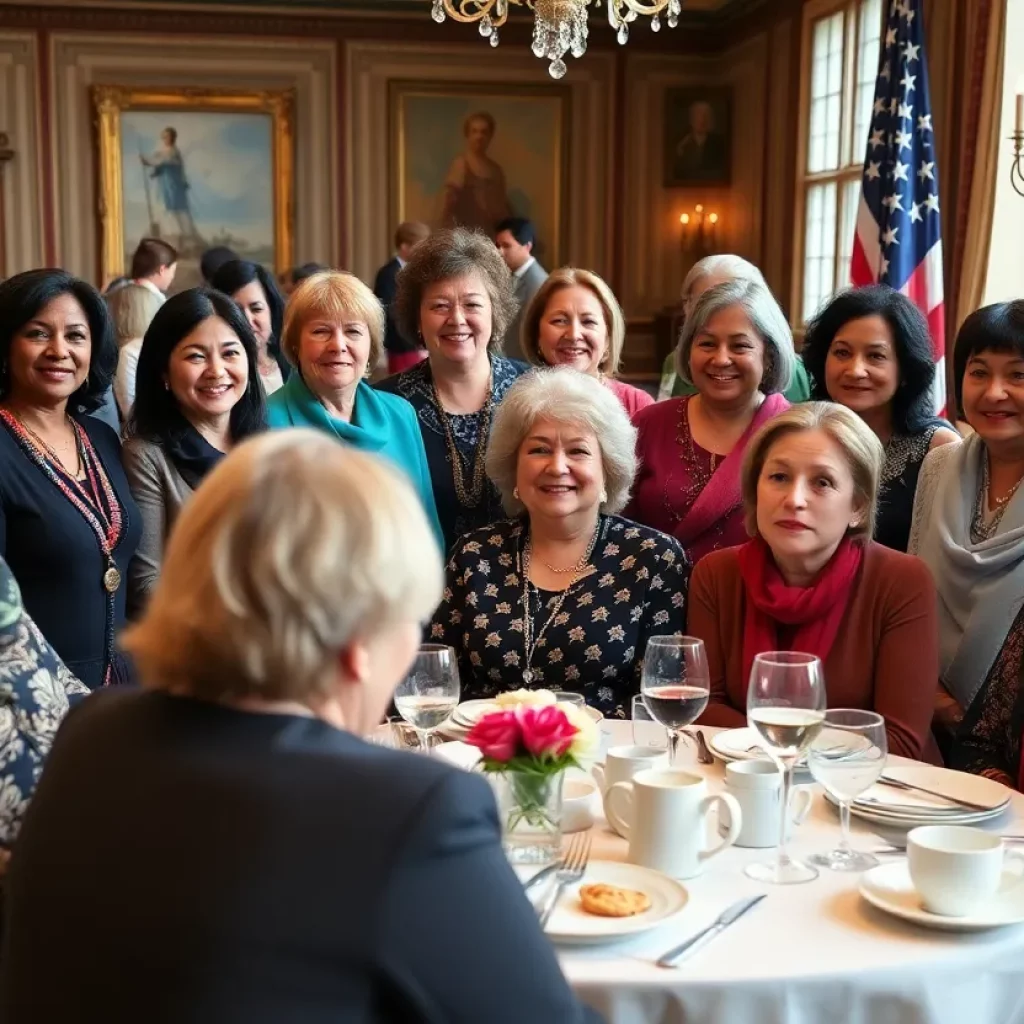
266 374 444 553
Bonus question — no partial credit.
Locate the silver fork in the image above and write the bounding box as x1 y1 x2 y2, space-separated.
538 832 592 929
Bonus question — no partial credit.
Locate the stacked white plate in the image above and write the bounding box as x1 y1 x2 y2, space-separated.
708 726 808 767
448 698 602 733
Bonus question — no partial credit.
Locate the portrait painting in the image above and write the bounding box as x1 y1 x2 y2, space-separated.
391 82 570 266
663 87 732 187
92 86 294 290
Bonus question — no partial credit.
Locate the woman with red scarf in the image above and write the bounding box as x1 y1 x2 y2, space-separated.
687 402 939 761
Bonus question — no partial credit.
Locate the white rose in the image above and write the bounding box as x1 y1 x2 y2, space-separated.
563 704 600 760
495 688 557 708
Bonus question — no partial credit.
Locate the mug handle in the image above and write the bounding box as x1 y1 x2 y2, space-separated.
1003 849 1024 891
605 781 634 839
591 764 606 793
699 793 742 861
788 785 814 826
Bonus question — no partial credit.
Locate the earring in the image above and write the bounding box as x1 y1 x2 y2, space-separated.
163 381 170 391
513 486 520 500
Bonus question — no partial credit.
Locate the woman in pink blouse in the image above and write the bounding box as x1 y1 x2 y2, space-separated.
518 267 654 418
625 278 795 565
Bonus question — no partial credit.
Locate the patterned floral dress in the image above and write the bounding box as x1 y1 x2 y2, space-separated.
430 514 691 719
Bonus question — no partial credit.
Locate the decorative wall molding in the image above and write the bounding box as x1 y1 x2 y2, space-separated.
48 32 336 282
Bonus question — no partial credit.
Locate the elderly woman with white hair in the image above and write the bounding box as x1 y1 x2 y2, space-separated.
0 432 600 1024
430 367 689 717
626 278 797 565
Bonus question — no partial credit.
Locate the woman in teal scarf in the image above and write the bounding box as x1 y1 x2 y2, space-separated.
266 271 444 552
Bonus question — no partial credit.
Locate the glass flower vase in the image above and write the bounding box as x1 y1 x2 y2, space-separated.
493 769 565 865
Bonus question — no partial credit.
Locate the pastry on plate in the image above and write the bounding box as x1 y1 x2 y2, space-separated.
579 883 651 918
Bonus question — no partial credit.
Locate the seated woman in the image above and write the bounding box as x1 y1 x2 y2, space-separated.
519 267 653 418
122 288 266 607
802 285 959 552
910 301 1024 777
689 402 938 761
0 432 600 1024
431 368 689 718
626 278 795 565
266 271 443 551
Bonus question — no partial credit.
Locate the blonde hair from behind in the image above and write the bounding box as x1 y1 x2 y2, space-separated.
122 430 444 704
519 267 627 377
106 283 162 345
281 271 385 372
740 401 884 542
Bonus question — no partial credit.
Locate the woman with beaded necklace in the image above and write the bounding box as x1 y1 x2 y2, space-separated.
376 227 528 554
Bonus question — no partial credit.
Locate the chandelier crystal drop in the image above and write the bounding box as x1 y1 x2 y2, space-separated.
430 0 682 78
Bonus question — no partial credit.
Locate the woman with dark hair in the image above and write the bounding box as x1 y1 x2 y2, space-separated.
803 285 959 552
0 269 141 689
910 301 1024 777
210 259 290 396
123 288 265 606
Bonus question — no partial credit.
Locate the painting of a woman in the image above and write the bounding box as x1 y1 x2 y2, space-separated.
439 111 512 235
140 127 202 250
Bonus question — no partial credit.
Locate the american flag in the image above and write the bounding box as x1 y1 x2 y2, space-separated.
851 0 945 411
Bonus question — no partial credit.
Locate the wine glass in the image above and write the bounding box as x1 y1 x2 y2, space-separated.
807 709 887 872
745 651 826 885
394 644 460 754
640 636 710 766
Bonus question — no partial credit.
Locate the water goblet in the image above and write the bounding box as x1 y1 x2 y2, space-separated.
394 644 460 754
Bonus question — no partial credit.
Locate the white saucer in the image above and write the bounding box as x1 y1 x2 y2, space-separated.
859 861 1024 932
543 859 689 944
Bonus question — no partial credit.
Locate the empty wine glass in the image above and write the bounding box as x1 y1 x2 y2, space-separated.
640 636 710 765
807 709 887 872
746 652 826 885
394 644 460 754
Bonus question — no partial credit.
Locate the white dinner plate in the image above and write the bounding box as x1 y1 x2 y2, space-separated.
707 727 807 766
452 699 602 729
859 860 1024 932
543 860 689 944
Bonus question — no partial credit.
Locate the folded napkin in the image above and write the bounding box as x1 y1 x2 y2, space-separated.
433 741 482 772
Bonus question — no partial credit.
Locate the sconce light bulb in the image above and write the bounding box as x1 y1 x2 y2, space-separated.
709 213 719 224
680 213 690 225
695 204 704 213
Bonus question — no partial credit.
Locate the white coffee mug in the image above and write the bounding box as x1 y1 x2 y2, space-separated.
907 825 1024 917
723 759 814 849
606 769 742 879
592 745 670 837
562 774 600 833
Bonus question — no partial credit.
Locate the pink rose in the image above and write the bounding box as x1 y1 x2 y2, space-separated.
467 710 521 762
518 705 578 759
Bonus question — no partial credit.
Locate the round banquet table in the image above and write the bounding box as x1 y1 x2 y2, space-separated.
558 720 1024 1024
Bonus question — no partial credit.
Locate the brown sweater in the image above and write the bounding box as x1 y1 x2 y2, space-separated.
687 541 939 761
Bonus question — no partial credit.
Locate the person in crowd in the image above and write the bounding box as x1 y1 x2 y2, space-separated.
374 221 431 375
689 402 938 761
802 286 959 552
910 301 1024 775
210 259 290 396
129 237 177 305
520 267 653 419
626 278 795 565
122 288 265 607
0 270 141 689
103 276 130 296
658 254 814 403
107 282 163 419
198 245 237 286
0 431 602 1024
431 368 688 718
495 216 547 362
377 227 528 553
280 261 330 297
267 271 442 550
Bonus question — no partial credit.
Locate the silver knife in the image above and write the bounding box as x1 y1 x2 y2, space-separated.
656 895 766 968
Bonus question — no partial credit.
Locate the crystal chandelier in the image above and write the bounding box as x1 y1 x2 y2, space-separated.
429 0 682 79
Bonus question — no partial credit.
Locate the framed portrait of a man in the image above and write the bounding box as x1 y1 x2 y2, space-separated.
663 87 732 187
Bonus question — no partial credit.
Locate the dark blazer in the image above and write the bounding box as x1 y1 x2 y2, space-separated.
374 257 419 355
0 689 602 1024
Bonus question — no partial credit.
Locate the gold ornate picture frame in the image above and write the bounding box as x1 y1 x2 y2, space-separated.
92 86 294 287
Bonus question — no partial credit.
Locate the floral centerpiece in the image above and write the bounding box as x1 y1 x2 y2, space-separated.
466 692 599 864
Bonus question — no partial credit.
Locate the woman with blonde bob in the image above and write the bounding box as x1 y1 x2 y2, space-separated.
431 367 689 717
520 267 654 418
0 432 599 1024
687 402 939 761
267 269 442 550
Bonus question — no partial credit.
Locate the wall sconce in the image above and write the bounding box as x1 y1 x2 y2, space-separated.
679 203 720 253
1011 79 1024 198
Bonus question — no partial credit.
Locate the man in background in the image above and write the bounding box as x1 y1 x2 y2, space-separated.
495 217 546 362
130 238 177 304
374 221 430 375
280 262 330 297
199 246 238 286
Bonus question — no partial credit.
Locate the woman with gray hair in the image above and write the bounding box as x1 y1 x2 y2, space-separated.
430 367 689 716
626 278 796 564
377 226 528 553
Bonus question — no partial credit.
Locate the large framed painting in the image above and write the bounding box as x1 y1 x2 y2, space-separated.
92 86 294 290
390 81 570 267
663 87 732 187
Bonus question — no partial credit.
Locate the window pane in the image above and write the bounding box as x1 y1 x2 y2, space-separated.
853 0 883 165
802 182 838 322
807 10 845 173
838 177 861 288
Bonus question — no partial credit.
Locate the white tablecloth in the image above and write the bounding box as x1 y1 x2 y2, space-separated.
558 720 1024 1024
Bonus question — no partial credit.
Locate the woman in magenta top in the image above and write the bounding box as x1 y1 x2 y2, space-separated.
625 278 795 565
518 267 654 419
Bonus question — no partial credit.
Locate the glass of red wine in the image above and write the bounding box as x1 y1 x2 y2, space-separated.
640 636 710 766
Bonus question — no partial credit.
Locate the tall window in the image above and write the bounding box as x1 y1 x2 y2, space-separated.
794 0 882 325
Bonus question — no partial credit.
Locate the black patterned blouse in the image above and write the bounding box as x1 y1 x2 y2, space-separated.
376 356 528 555
876 422 949 553
430 514 691 719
